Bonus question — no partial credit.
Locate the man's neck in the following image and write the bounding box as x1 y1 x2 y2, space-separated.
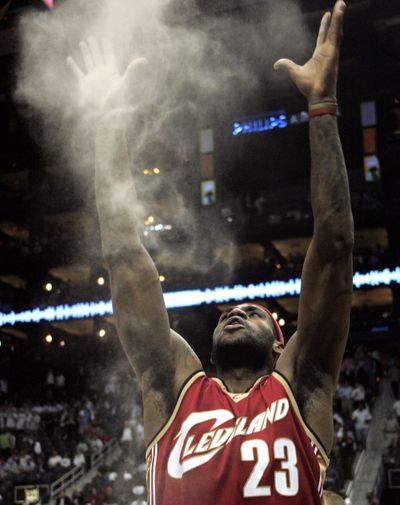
217 367 271 394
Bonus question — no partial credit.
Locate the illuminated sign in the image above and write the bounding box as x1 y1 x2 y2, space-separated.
1 267 399 326
233 111 288 136
232 109 316 136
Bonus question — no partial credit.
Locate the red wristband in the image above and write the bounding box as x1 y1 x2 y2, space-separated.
309 107 338 119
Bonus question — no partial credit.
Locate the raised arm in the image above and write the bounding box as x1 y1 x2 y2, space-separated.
274 1 354 451
67 38 202 444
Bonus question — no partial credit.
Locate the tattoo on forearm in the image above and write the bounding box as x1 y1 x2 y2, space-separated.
309 115 353 232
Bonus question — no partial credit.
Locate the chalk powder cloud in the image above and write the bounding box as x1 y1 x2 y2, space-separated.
16 0 312 271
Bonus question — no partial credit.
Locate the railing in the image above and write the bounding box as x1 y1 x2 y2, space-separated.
90 438 118 470
50 439 118 500
13 439 119 504
50 463 85 500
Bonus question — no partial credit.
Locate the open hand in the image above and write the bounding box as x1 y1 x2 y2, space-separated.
274 0 346 105
67 37 147 119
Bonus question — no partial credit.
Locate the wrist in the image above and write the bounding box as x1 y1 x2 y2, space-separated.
308 95 337 107
308 98 338 120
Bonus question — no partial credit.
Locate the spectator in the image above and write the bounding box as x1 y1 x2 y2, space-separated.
19 452 36 473
73 449 86 467
48 450 62 469
352 401 372 449
339 431 356 481
131 486 147 505
55 372 66 389
388 362 400 399
25 410 41 432
72 489 84 505
0 432 16 453
351 382 366 403
366 490 380 504
103 485 118 505
60 455 72 468
89 435 104 452
33 440 42 457
341 356 356 382
88 486 103 505
337 381 353 417
382 409 399 453
120 421 133 455
393 397 400 426
78 405 91 435
56 490 73 505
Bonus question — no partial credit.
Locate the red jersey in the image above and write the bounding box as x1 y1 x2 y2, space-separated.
146 370 329 505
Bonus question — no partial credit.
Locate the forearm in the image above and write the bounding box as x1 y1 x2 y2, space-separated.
95 123 143 261
309 114 354 256
94 123 171 374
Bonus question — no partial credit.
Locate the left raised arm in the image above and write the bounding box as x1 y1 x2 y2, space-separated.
275 1 353 392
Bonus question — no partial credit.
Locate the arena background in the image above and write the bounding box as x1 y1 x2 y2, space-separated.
0 0 399 504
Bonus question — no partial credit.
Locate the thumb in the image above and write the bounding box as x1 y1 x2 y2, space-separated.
123 57 148 84
273 58 300 77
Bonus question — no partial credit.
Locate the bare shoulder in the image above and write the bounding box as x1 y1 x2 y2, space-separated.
275 331 334 454
141 329 203 447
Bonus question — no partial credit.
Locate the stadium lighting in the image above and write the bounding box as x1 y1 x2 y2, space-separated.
97 277 105 286
45 334 53 343
99 329 106 338
45 283 53 292
41 0 54 8
0 267 399 327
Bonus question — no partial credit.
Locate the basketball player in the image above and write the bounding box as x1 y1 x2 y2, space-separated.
68 0 353 502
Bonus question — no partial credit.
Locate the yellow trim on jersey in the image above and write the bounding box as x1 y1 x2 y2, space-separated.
145 370 205 458
211 375 265 402
272 371 330 467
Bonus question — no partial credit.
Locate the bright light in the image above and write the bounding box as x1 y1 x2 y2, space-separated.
41 0 54 9
0 340 2 348
154 168 160 174
45 334 53 343
278 318 285 326
1 267 400 326
147 216 154 224
99 329 106 338
97 277 105 286
60 340 65 347
272 312 278 320
45 283 53 292
143 169 149 175
159 275 166 282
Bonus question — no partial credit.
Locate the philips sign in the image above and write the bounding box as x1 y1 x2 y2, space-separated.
233 112 288 136
232 110 313 137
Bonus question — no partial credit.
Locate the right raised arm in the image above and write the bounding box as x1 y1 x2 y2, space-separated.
67 35 203 443
95 123 202 441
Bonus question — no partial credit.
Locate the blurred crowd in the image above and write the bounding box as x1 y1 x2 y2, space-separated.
0 368 142 505
326 347 400 493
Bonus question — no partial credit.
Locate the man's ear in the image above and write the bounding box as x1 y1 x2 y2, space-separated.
272 340 284 359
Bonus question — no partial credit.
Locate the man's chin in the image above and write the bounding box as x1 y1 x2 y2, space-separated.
212 338 268 371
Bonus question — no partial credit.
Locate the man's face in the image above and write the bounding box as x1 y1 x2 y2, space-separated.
211 304 278 370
